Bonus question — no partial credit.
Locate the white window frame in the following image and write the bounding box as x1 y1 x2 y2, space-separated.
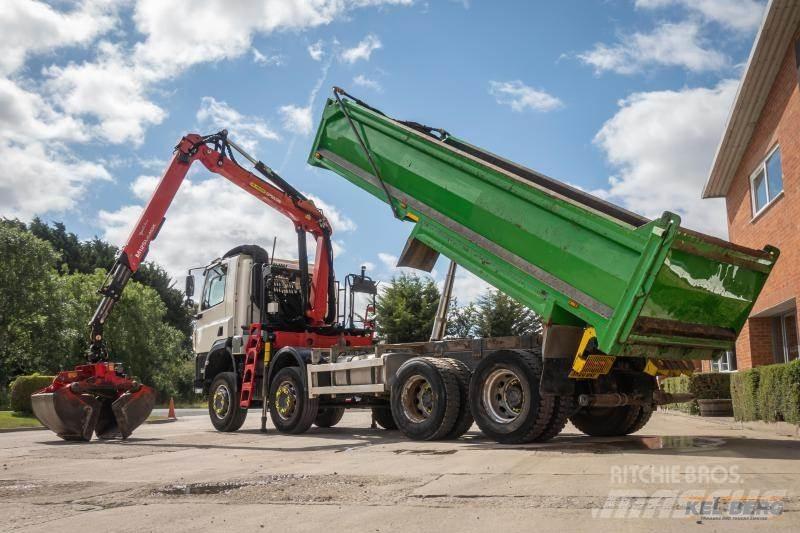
711 350 736 373
750 144 784 218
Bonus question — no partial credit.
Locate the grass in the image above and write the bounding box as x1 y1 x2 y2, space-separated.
0 411 42 429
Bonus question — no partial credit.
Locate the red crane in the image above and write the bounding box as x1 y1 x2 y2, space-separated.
31 131 341 441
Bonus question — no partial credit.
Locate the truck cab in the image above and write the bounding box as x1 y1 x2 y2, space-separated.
190 245 378 401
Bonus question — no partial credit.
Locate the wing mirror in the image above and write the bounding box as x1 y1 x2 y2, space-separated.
185 274 195 298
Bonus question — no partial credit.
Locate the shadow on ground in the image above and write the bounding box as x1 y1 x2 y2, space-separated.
35 425 800 460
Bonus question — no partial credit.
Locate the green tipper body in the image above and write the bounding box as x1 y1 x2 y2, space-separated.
308 94 779 361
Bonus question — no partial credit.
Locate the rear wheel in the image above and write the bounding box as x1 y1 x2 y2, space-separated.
314 407 346 428
269 367 318 434
440 358 474 439
569 405 648 437
371 407 397 430
469 350 554 444
208 372 248 432
391 357 460 440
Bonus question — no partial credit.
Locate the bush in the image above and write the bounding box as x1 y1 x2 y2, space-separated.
690 372 731 400
731 369 759 422
661 374 697 414
780 359 800 424
9 374 55 413
661 373 731 415
757 364 787 423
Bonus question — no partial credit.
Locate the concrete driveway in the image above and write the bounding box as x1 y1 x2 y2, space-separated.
2 410 798 532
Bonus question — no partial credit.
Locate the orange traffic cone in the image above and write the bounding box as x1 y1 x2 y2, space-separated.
167 397 176 419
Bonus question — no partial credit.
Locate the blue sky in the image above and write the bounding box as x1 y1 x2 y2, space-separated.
0 0 766 302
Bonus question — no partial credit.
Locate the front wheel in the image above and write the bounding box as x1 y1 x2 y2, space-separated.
208 372 248 432
269 367 319 434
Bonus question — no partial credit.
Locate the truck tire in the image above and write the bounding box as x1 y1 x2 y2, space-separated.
569 404 647 437
439 358 474 439
536 394 573 443
469 350 554 444
391 357 460 441
269 366 319 434
371 407 397 430
314 407 345 428
208 372 248 432
626 404 653 434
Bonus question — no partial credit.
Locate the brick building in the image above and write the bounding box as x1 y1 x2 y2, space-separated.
703 0 800 370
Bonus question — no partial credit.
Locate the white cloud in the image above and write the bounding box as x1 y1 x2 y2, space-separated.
593 80 738 237
277 53 332 139
353 74 382 91
197 96 280 151
279 104 313 136
341 34 382 63
43 41 166 145
0 0 414 223
449 268 491 305
308 40 325 61
489 80 563 112
635 0 765 32
100 175 354 281
378 252 398 270
0 141 110 219
0 0 119 76
304 193 357 233
252 48 285 66
0 78 88 143
579 21 728 75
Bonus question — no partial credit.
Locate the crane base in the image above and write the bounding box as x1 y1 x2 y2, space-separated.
31 362 155 442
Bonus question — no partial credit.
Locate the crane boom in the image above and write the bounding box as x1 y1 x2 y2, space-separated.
89 130 334 362
32 130 337 442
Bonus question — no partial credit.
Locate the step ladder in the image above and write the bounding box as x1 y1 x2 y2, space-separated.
239 324 263 408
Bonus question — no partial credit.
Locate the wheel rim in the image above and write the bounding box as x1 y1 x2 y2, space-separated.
212 384 231 420
274 380 298 421
482 368 525 424
400 374 434 424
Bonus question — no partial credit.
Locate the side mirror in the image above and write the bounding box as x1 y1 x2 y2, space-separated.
185 274 195 298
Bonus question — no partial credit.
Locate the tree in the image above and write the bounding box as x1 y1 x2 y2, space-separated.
0 222 64 384
446 298 479 338
475 289 542 338
375 273 440 343
25 218 192 337
58 270 192 400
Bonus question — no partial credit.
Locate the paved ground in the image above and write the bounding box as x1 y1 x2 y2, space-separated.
2 410 798 532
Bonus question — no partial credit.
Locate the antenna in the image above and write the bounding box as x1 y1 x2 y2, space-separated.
270 236 277 265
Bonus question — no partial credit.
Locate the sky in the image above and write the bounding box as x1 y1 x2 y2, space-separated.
0 0 766 304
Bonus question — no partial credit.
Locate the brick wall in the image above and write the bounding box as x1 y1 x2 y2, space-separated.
725 34 800 369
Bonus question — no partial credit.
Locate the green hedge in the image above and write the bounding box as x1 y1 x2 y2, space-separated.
730 359 800 424
691 372 731 400
661 372 732 415
731 368 759 421
9 374 54 414
661 374 696 414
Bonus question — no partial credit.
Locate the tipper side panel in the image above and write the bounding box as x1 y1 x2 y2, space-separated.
309 95 779 360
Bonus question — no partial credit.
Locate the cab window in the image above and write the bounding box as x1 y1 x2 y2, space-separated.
201 264 227 310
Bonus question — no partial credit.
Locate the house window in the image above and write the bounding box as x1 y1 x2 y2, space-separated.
750 145 783 215
711 351 736 372
772 311 799 363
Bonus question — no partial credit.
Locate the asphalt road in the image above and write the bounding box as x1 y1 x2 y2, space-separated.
2 410 798 532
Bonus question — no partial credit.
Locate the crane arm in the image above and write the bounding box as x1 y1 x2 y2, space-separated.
87 131 334 362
